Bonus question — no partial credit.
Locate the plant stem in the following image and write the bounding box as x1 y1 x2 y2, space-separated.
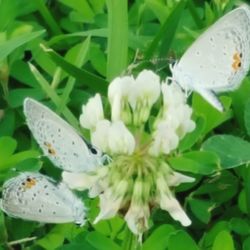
122 226 136 250
7 236 37 246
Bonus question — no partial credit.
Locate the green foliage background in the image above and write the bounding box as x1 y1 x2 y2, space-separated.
0 0 250 249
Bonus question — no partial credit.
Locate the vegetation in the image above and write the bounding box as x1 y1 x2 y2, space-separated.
0 0 250 249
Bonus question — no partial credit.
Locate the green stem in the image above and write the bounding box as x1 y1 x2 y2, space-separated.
122 226 137 250
34 0 62 35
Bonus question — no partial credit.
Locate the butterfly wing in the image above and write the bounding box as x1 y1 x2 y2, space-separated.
173 5 250 111
0 172 85 225
24 98 104 173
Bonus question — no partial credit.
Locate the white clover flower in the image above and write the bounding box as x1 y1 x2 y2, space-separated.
80 94 104 130
149 82 196 156
161 82 185 106
156 174 191 226
167 171 195 187
108 76 134 123
62 167 109 195
108 121 135 155
63 71 196 239
125 179 150 237
149 121 179 156
94 179 128 223
91 119 111 152
128 70 161 125
91 120 135 155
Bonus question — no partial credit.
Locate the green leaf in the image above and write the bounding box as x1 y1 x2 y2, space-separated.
0 150 40 171
169 151 220 175
168 231 199 250
238 190 247 214
0 136 17 160
201 221 229 249
212 231 235 250
145 0 185 59
244 98 250 136
145 0 168 24
10 60 38 88
15 158 42 172
202 135 250 169
243 237 250 250
0 110 15 137
47 28 108 46
187 0 203 29
230 78 250 128
34 0 62 35
7 219 37 240
37 224 80 250
142 224 175 250
37 233 64 250
106 0 128 80
192 94 232 134
28 63 80 131
86 231 121 250
0 30 45 60
59 37 91 113
40 45 108 93
59 0 94 22
194 171 238 203
229 218 250 236
243 166 250 215
8 88 45 108
0 211 7 244
179 116 206 152
188 198 214 224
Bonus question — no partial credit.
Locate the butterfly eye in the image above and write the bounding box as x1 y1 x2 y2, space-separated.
90 147 98 155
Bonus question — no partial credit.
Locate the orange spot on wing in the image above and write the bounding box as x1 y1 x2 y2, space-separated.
232 52 242 72
24 178 37 189
44 142 56 156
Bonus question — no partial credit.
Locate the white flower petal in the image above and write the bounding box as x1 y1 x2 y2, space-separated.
156 175 191 226
108 76 134 122
167 172 195 187
159 194 191 226
62 171 96 191
108 121 135 155
161 82 185 107
129 70 161 110
94 180 128 223
149 121 179 156
80 94 104 130
91 119 111 152
125 203 150 235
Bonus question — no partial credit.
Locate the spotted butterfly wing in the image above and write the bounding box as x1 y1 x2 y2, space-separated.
24 98 104 172
0 172 85 225
172 5 250 111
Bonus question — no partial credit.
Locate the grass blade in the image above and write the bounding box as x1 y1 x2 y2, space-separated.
0 30 45 61
34 0 62 35
106 0 128 80
40 44 108 93
28 63 80 130
145 0 186 59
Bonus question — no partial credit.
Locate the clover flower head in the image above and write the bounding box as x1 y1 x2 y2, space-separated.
64 70 196 237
